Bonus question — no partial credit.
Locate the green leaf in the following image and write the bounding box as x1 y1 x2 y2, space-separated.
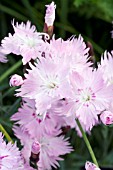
74 0 88 7
0 4 28 21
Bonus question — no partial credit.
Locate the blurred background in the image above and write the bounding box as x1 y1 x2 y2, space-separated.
0 0 113 169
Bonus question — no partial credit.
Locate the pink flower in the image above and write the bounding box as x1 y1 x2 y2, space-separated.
68 68 113 131
38 35 90 73
9 74 23 86
85 161 101 170
11 98 76 138
13 126 73 170
11 100 62 137
100 110 113 125
0 132 25 169
1 20 49 65
16 57 70 116
45 1 56 27
15 34 90 119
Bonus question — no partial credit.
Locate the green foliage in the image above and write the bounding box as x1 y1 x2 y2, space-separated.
0 0 113 169
74 0 88 7
74 0 113 23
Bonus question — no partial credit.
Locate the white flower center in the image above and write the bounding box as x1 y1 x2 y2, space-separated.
77 88 96 106
81 91 91 102
27 39 36 47
47 82 57 89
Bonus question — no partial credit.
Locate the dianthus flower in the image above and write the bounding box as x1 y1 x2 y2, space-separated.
16 57 71 116
38 35 90 73
13 126 73 170
11 99 62 137
68 68 113 131
0 132 26 169
11 97 77 139
1 20 49 65
16 34 91 117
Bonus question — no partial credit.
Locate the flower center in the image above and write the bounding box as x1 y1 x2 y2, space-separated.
77 88 96 105
82 94 91 102
47 82 57 89
27 38 36 47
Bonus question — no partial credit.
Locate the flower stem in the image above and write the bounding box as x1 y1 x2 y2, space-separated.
0 60 22 83
0 124 14 143
76 119 99 167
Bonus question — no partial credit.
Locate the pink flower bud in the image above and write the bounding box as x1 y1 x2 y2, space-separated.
31 141 40 154
100 111 113 125
45 1 56 27
85 161 101 170
9 74 23 86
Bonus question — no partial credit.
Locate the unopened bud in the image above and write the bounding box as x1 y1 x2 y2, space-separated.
31 141 40 154
85 161 101 170
100 111 113 125
45 1 56 27
9 74 23 86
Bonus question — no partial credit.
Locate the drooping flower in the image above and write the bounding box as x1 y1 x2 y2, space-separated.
85 161 101 170
68 68 113 131
1 20 49 65
13 126 73 170
45 1 56 27
9 74 24 86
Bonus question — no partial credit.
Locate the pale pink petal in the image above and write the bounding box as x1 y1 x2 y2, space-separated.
45 2 56 27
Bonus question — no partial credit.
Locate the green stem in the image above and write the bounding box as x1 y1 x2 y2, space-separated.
0 124 14 143
76 119 99 167
0 60 22 83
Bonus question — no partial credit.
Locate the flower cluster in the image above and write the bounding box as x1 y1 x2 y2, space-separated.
1 1 113 170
